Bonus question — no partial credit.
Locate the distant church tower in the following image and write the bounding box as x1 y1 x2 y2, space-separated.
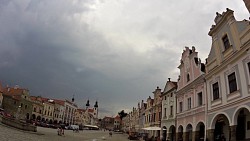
86 99 90 109
94 101 98 119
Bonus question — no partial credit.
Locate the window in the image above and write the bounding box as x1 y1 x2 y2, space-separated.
228 72 237 93
179 102 183 112
25 105 27 109
34 107 36 112
159 112 161 121
14 101 16 105
164 108 167 117
213 82 220 100
164 96 166 100
187 98 191 110
170 93 173 97
170 106 173 116
21 103 23 107
247 121 250 130
248 62 250 75
198 92 202 106
187 74 190 82
222 35 230 50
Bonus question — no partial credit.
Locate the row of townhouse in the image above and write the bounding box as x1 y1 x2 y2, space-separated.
0 85 99 126
123 6 250 141
99 115 121 131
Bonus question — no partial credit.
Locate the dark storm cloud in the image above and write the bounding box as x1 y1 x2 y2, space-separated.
0 0 116 112
0 0 248 117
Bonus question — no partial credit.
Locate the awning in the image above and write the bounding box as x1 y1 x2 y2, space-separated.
142 127 165 131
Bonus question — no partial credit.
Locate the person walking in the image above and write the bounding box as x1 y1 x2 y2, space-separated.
109 130 112 137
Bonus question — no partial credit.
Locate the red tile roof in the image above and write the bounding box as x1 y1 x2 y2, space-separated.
114 115 121 120
3 87 28 96
53 99 65 106
88 108 94 113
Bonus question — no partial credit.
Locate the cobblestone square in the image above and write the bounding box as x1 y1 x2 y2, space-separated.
0 124 132 141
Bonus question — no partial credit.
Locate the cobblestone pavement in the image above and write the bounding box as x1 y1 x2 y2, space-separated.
0 123 132 141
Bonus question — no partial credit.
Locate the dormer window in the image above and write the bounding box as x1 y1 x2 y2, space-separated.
222 34 230 50
187 74 190 82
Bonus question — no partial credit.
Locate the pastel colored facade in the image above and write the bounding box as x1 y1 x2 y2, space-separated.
2 86 33 120
42 99 55 123
144 96 154 129
74 108 90 126
161 78 177 141
114 115 121 130
139 100 146 133
64 100 77 125
30 96 44 121
152 87 162 127
121 114 130 132
101 116 114 130
134 106 140 132
85 100 99 125
176 46 206 141
206 8 250 141
53 99 65 123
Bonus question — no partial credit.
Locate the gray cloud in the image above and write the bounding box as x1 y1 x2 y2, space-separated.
0 0 248 117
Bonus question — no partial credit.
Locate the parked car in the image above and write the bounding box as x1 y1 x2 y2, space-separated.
128 131 139 140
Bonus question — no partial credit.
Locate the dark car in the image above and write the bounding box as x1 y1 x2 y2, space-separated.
128 131 139 140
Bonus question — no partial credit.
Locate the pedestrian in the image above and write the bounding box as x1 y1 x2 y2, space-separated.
109 130 112 137
57 127 60 135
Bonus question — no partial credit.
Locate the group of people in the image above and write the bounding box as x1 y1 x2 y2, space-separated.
57 127 64 136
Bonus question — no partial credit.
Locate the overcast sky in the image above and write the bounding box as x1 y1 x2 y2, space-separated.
0 0 249 118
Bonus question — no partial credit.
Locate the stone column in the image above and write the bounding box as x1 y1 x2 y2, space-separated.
206 129 214 141
230 125 237 141
192 131 197 141
183 132 187 141
194 131 200 141
176 132 183 141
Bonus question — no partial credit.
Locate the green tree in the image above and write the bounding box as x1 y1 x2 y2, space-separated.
118 110 128 120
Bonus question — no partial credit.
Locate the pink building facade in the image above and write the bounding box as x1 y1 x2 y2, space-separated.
176 47 206 141
206 8 250 141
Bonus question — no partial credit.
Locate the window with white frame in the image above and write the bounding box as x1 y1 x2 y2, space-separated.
187 97 191 110
212 82 220 100
222 34 230 50
228 72 237 93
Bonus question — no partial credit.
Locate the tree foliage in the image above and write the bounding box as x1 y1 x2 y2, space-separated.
118 110 128 120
